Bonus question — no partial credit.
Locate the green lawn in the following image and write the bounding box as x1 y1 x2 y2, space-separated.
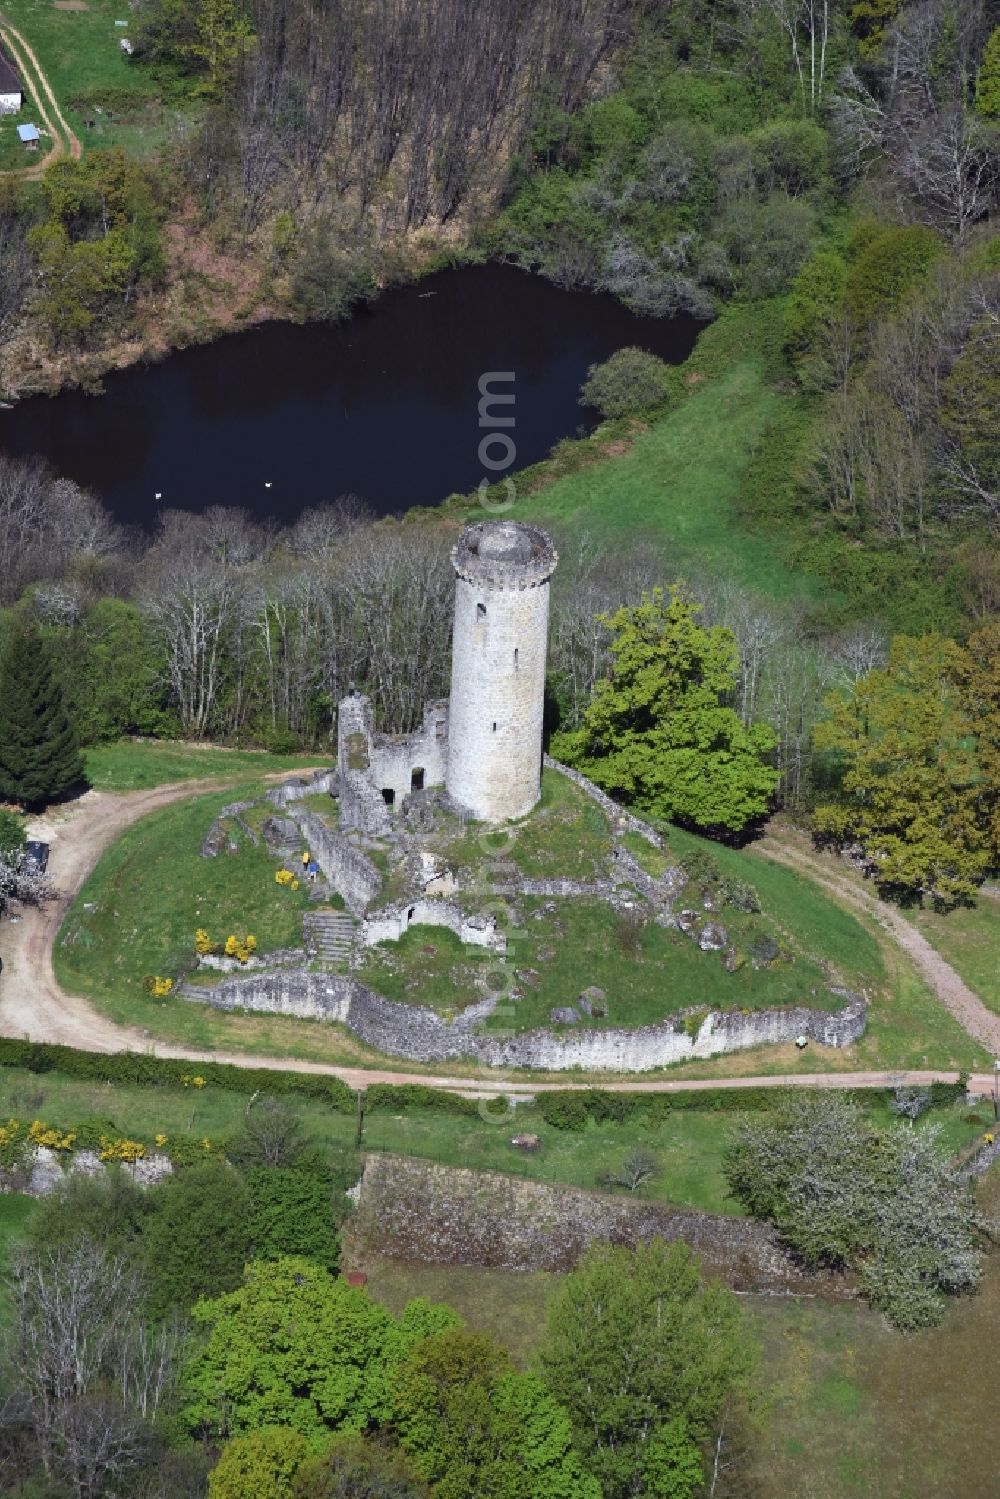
0 111 48 167
1 0 199 158
83 740 326 791
357 1168 1000 1497
507 769 612 879
0 1194 36 1330
56 789 312 1002
363 1106 742 1215
356 894 849 1032
0 1065 361 1154
512 361 814 605
912 896 1000 1015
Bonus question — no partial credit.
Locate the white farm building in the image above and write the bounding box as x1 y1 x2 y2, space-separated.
0 50 22 114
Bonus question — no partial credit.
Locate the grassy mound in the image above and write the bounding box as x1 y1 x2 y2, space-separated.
56 789 312 1002
83 740 323 791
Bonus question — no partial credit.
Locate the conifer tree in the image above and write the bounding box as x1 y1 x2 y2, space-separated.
0 629 86 806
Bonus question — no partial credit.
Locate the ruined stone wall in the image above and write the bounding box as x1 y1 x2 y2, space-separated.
446 532 556 823
0 1146 173 1198
352 1154 856 1297
291 810 381 916
368 700 449 807
336 694 392 835
362 898 506 953
185 968 867 1071
266 770 338 810
543 755 668 848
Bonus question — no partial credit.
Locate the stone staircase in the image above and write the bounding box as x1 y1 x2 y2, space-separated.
303 909 358 968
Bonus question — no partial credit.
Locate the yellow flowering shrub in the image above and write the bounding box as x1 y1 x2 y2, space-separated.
99 1135 146 1163
181 1074 207 1089
0 1118 23 1168
155 1133 168 1149
195 928 216 955
142 975 174 997
224 934 257 963
291 878 300 891
275 869 294 886
28 1120 76 1151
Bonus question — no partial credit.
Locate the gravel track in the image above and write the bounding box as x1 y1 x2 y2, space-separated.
1 786 997 1099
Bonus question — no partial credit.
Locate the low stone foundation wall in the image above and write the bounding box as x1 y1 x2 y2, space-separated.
265 770 338 810
184 967 866 1071
544 755 667 849
363 898 507 954
352 1154 855 1297
0 1146 173 1197
291 810 381 916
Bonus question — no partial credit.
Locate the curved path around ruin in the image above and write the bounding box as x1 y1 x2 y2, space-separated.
0 782 997 1099
751 823 1000 1056
0 15 80 179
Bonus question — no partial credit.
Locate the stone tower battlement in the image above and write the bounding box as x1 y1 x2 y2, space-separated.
446 520 558 823
450 520 558 591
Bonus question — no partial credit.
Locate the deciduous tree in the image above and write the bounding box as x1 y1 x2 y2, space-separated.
538 1238 754 1499
551 588 778 835
813 633 990 905
725 1091 984 1328
390 1327 600 1499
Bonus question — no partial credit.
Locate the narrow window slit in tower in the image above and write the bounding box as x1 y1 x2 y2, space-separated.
514 648 519 669
492 722 497 732
477 602 486 619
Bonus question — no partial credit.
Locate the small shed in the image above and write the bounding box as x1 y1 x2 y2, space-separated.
17 122 39 149
0 49 22 114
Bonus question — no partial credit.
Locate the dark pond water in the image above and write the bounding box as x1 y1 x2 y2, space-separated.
0 263 704 529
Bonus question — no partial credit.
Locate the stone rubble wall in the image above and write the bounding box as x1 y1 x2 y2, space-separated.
480 877 618 900
265 770 338 810
183 967 867 1072
362 898 507 954
543 755 667 848
352 1153 856 1297
197 947 307 974
1 1146 173 1197
201 773 338 859
200 797 261 858
290 809 381 917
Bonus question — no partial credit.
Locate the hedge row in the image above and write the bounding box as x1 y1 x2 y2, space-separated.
0 1041 968 1124
363 1083 481 1117
0 1039 357 1113
536 1080 969 1131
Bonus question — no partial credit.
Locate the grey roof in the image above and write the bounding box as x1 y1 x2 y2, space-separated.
17 123 39 142
0 49 21 97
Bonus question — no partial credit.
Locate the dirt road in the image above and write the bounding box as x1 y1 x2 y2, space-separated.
0 785 997 1100
0 15 81 180
753 825 1000 1055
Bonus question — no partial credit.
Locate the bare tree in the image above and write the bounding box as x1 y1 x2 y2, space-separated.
600 1147 659 1193
764 0 831 113
831 3 1000 241
7 1238 182 1499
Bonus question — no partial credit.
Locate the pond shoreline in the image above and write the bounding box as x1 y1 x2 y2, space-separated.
0 261 706 528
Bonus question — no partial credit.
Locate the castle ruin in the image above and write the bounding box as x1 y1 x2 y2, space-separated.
338 519 558 829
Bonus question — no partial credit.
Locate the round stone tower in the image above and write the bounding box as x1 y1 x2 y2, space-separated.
446 520 558 823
